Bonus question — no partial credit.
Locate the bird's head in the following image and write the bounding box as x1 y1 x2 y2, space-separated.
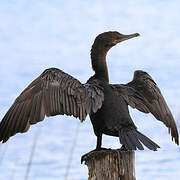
92 31 140 52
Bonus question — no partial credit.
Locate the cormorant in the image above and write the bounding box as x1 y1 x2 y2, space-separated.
0 31 179 152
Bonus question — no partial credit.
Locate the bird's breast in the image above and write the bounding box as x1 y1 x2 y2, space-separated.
90 83 133 135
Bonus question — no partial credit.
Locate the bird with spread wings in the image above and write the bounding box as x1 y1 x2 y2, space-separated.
0 31 178 152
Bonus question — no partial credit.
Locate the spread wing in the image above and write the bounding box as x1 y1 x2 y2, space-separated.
112 70 179 145
0 68 104 143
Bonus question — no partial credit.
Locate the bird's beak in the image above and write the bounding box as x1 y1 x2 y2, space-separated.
115 33 140 43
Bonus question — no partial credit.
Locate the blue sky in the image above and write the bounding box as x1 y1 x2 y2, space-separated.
0 1 180 180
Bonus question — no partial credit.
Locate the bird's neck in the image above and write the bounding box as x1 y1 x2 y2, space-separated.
90 46 109 83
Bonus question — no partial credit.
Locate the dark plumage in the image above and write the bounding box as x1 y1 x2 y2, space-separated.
0 31 179 151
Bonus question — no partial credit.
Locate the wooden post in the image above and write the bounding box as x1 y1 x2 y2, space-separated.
82 149 136 180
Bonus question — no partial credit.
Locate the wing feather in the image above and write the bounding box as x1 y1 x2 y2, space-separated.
112 70 179 145
0 68 104 142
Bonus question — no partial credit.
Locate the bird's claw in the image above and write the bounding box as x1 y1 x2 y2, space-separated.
120 145 128 151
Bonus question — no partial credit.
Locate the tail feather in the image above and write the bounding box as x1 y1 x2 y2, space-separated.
128 130 144 150
135 131 160 150
124 132 137 150
119 128 160 151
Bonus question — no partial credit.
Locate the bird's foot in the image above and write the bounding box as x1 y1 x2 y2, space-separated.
96 147 111 151
81 147 111 164
120 145 128 151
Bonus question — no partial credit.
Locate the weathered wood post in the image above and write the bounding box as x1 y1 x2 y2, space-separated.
82 149 135 180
